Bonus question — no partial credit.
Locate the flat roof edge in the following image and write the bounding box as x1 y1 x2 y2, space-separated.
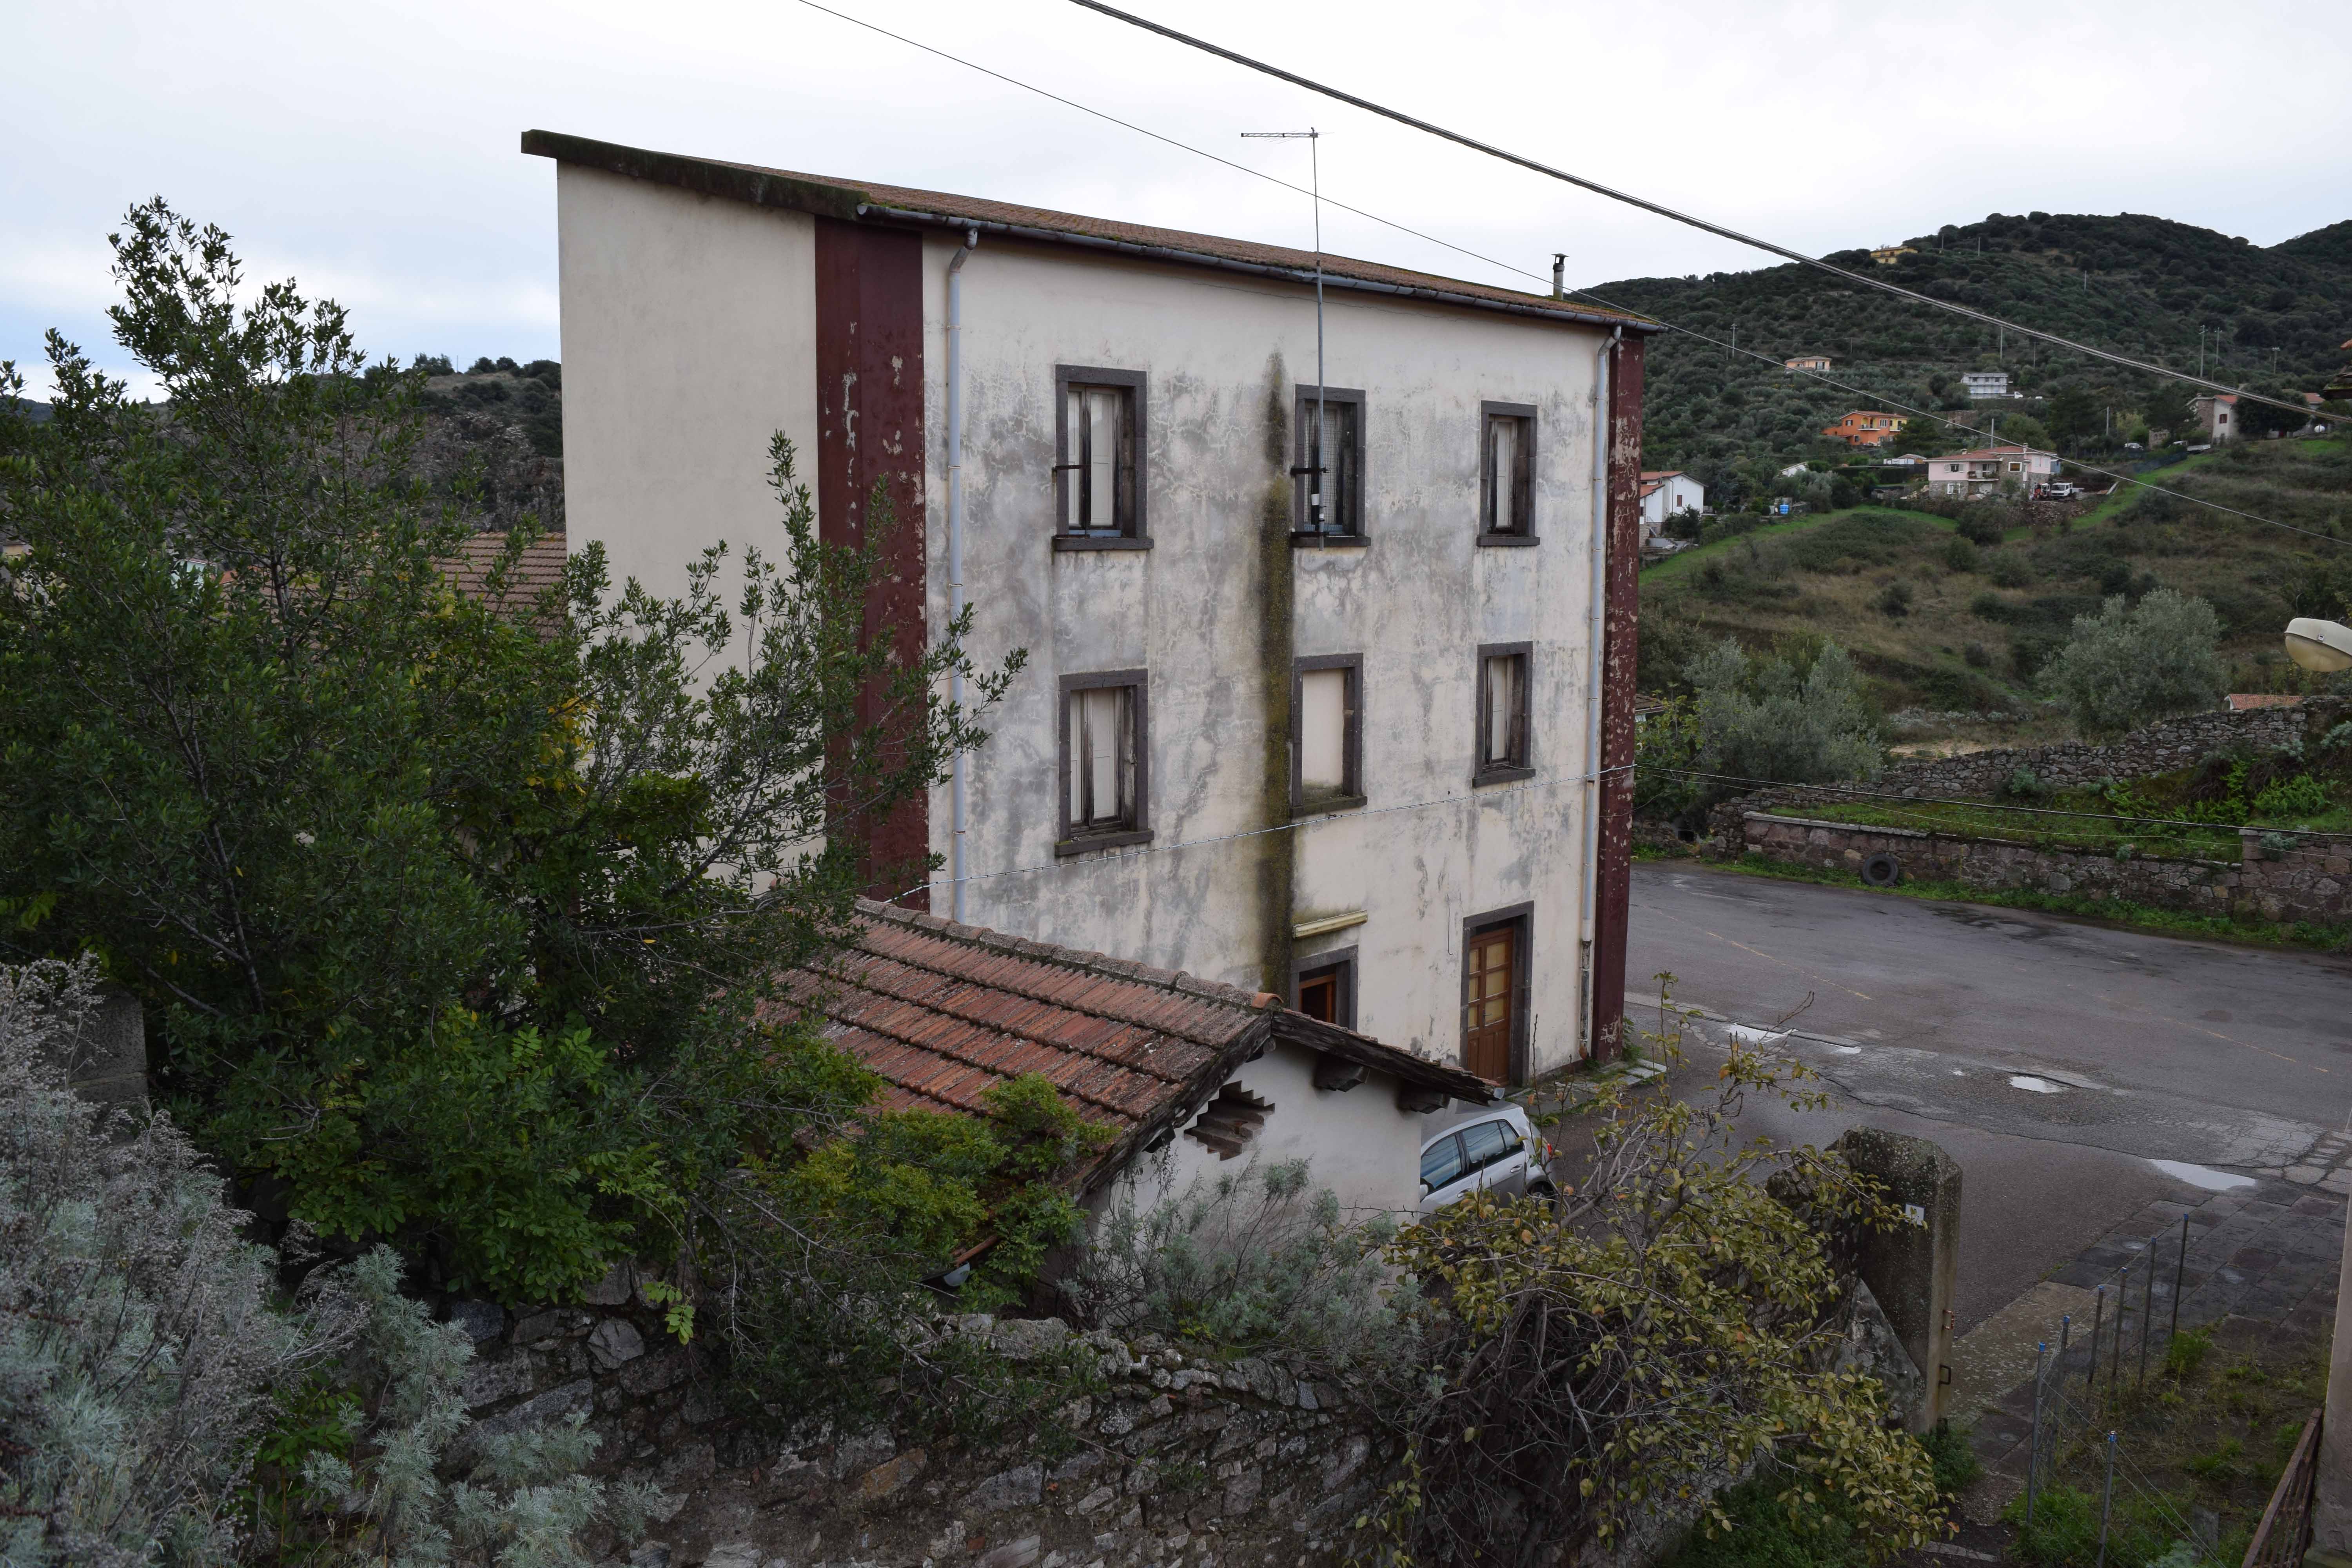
522 129 1662 336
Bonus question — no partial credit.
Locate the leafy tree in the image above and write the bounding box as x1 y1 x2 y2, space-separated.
1986 412 2053 455
2042 588 2225 737
2045 384 2101 451
0 201 1030 1303
1363 1014 1945 1566
1685 638 1884 789
2236 382 2311 439
2143 380 2197 435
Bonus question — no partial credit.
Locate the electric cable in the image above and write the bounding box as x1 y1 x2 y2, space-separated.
887 761 1639 904
1063 0 2322 426
787 0 2347 550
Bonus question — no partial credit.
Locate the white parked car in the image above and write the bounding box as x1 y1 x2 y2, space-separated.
1417 1102 1557 1215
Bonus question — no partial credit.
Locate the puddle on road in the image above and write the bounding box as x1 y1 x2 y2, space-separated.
2008 1075 2065 1094
2149 1158 2256 1192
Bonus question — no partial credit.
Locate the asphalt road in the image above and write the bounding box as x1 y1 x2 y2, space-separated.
1626 861 2352 1327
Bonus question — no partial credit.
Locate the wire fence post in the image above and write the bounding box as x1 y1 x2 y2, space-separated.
2056 1312 2073 1453
2171 1214 2188 1348
2115 1264 2131 1413
2096 1431 2117 1568
2027 1341 2047 1529
2089 1285 2105 1415
2139 1254 2154 1388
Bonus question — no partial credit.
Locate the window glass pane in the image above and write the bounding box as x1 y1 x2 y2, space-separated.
1460 1119 1510 1169
1071 685 1134 828
1488 417 1519 533
1085 388 1120 530
1484 656 1520 764
1421 1135 1466 1189
1299 668 1348 792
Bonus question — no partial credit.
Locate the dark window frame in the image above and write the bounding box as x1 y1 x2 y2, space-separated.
1473 641 1535 785
1291 944 1359 1031
1460 901 1535 1086
1477 400 1540 546
1292 385 1368 546
1056 668 1153 856
1053 366 1151 552
1290 652 1365 814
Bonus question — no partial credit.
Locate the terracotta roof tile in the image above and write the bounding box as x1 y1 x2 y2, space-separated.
768 899 1494 1192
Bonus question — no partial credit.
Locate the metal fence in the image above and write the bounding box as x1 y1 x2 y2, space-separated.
2241 1410 2323 1568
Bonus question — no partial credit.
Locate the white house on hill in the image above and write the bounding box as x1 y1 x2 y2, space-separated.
1638 470 1704 541
525 131 1663 1083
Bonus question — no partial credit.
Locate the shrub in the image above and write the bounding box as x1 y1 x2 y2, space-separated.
2042 590 2225 739
0 958 668 1568
1988 554 2035 588
0 957 351 1566
1963 642 1992 668
1875 580 1915 618
1955 509 2007 547
1943 537 1981 573
1059 1158 1405 1370
2252 773 2330 819
1686 638 1884 790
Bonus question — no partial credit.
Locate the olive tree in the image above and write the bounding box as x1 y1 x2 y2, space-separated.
2042 589 2224 739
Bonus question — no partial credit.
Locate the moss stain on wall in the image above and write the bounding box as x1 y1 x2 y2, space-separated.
1256 352 1297 995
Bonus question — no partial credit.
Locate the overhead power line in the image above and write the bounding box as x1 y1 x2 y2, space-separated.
1063 0 2321 426
788 0 2346 551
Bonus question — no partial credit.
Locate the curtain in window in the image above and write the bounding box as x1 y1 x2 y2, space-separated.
1071 685 1134 828
1483 655 1523 767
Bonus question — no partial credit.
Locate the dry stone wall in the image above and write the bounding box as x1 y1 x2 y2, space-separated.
439 1277 1392 1568
1705 700 2352 926
1737 811 2352 925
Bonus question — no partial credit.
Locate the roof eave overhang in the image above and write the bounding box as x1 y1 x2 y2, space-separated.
523 129 1662 337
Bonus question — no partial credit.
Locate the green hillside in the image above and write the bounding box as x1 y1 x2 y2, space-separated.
1639 434 2352 731
1592 211 2352 505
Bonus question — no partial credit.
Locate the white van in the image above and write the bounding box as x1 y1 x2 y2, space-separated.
1417 1102 1557 1215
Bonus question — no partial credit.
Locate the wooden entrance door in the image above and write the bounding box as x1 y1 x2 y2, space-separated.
1464 925 1516 1082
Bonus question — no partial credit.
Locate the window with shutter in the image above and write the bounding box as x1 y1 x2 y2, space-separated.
1053 367 1147 547
1479 403 1538 543
1292 387 1367 541
1057 671 1151 853
1473 644 1533 783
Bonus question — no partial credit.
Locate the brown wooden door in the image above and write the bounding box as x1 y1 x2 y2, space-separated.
1464 925 1515 1082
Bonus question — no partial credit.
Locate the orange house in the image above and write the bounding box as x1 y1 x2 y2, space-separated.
1823 410 1907 447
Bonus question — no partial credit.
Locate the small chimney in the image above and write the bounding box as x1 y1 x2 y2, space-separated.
1551 253 1566 301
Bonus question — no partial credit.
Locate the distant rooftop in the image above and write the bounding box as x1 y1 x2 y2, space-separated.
523 131 1661 337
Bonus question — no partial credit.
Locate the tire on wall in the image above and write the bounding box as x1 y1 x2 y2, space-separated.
1861 852 1903 888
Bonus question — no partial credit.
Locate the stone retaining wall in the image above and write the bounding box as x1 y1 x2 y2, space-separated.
441 1277 1390 1568
1738 811 2352 926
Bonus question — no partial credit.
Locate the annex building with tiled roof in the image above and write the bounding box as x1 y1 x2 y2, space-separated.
777 901 1491 1219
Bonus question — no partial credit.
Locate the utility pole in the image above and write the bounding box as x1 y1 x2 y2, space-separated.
1245 128 1325 534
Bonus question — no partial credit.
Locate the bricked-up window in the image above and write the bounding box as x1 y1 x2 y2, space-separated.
1293 387 1365 540
1479 402 1537 543
1291 653 1363 811
1054 367 1146 546
1058 670 1151 854
1474 642 1533 784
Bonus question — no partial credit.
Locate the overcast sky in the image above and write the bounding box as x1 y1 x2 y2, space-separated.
9 0 2349 400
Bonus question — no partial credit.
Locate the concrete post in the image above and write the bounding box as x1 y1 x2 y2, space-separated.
2312 1194 2351 1559
1833 1127 1963 1431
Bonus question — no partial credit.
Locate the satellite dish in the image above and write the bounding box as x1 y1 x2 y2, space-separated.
2284 617 2352 673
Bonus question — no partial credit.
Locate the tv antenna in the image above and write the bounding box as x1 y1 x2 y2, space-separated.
1244 128 1329 534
